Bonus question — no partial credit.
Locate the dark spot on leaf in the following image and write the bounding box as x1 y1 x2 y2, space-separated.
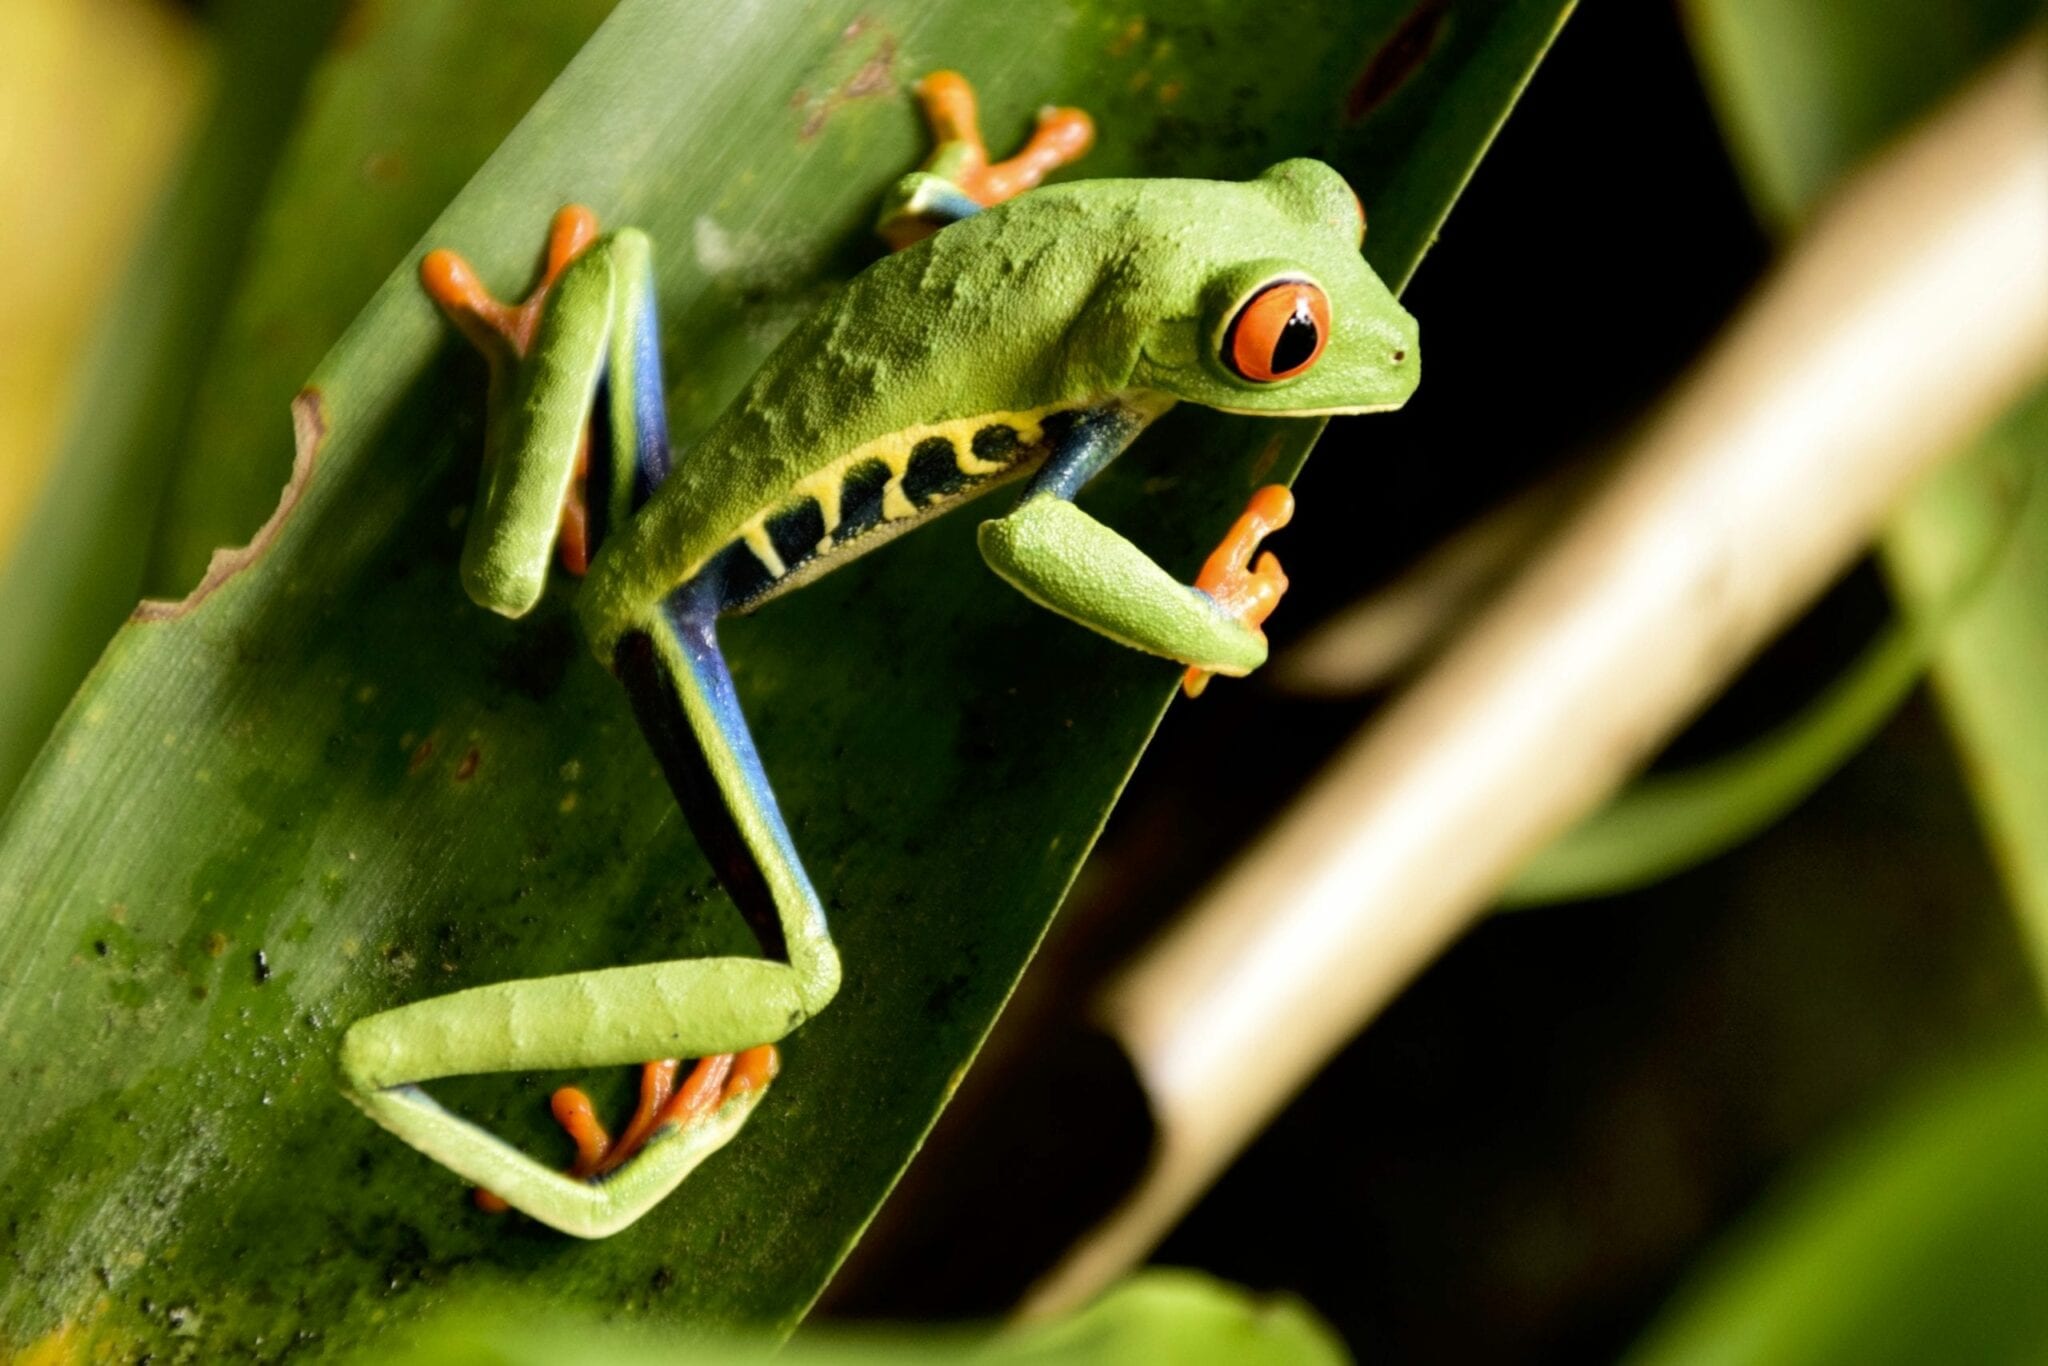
408 738 436 775
253 949 271 985
925 972 970 1021
1347 0 1448 123
205 931 228 958
455 748 480 782
491 612 578 701
93 940 108 957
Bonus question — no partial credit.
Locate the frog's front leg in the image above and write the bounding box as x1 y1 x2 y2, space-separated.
878 69 1094 247
421 206 604 593
978 404 1293 684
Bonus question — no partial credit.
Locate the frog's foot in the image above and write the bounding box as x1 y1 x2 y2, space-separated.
421 204 602 575
1184 485 1295 698
914 69 1094 206
879 70 1094 249
474 1046 779 1213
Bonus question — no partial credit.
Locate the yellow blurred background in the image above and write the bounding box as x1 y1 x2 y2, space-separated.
0 0 202 556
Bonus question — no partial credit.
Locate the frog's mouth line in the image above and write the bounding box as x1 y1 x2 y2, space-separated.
1209 399 1410 418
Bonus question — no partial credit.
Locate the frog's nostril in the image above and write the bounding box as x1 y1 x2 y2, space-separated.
1391 348 1407 364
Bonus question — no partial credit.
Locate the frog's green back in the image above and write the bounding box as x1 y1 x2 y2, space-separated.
580 161 1410 644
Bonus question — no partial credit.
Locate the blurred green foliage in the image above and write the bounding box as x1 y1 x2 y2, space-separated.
0 1 346 800
1614 6 2048 1363
1629 1044 2048 1365
361 1270 1348 1366
1682 0 2038 230
1683 0 2048 977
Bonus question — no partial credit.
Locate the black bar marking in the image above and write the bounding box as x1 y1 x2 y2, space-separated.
970 423 1021 461
901 436 967 507
835 457 893 542
767 497 827 572
708 539 776 608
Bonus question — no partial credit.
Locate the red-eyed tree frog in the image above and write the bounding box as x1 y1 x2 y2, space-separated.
341 72 1418 1238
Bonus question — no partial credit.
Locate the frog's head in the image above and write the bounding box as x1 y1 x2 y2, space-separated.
1123 159 1418 416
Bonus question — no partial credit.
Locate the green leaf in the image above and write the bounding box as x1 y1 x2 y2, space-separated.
1681 0 2039 230
0 0 617 803
0 0 1565 1356
142 0 623 593
1625 1044 2048 1366
1884 384 2048 982
358 1269 1349 1366
0 0 345 800
1681 0 2048 978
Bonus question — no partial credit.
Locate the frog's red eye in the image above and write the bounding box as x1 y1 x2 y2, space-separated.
1223 279 1331 383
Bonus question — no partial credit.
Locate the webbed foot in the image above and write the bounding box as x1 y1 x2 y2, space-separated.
475 1046 779 1213
878 70 1094 249
421 205 602 574
1184 485 1295 698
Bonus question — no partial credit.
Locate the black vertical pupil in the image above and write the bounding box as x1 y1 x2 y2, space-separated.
1270 301 1319 374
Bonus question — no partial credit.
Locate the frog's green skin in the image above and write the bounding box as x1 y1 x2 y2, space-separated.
341 136 1417 1238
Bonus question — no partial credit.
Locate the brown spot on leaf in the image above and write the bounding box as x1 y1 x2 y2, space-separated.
793 21 898 141
1346 0 1449 123
362 150 408 187
454 747 480 782
408 738 437 775
133 388 327 622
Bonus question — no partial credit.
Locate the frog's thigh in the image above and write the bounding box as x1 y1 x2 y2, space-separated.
612 597 841 996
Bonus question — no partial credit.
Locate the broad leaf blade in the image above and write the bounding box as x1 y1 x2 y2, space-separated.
0 0 1565 1356
0 0 617 802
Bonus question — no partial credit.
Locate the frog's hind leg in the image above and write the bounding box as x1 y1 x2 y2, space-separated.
351 221 836 1237
337 595 842 1240
483 587 845 1212
612 593 839 1008
469 223 719 1211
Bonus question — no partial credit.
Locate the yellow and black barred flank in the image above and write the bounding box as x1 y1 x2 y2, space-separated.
700 404 1090 611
